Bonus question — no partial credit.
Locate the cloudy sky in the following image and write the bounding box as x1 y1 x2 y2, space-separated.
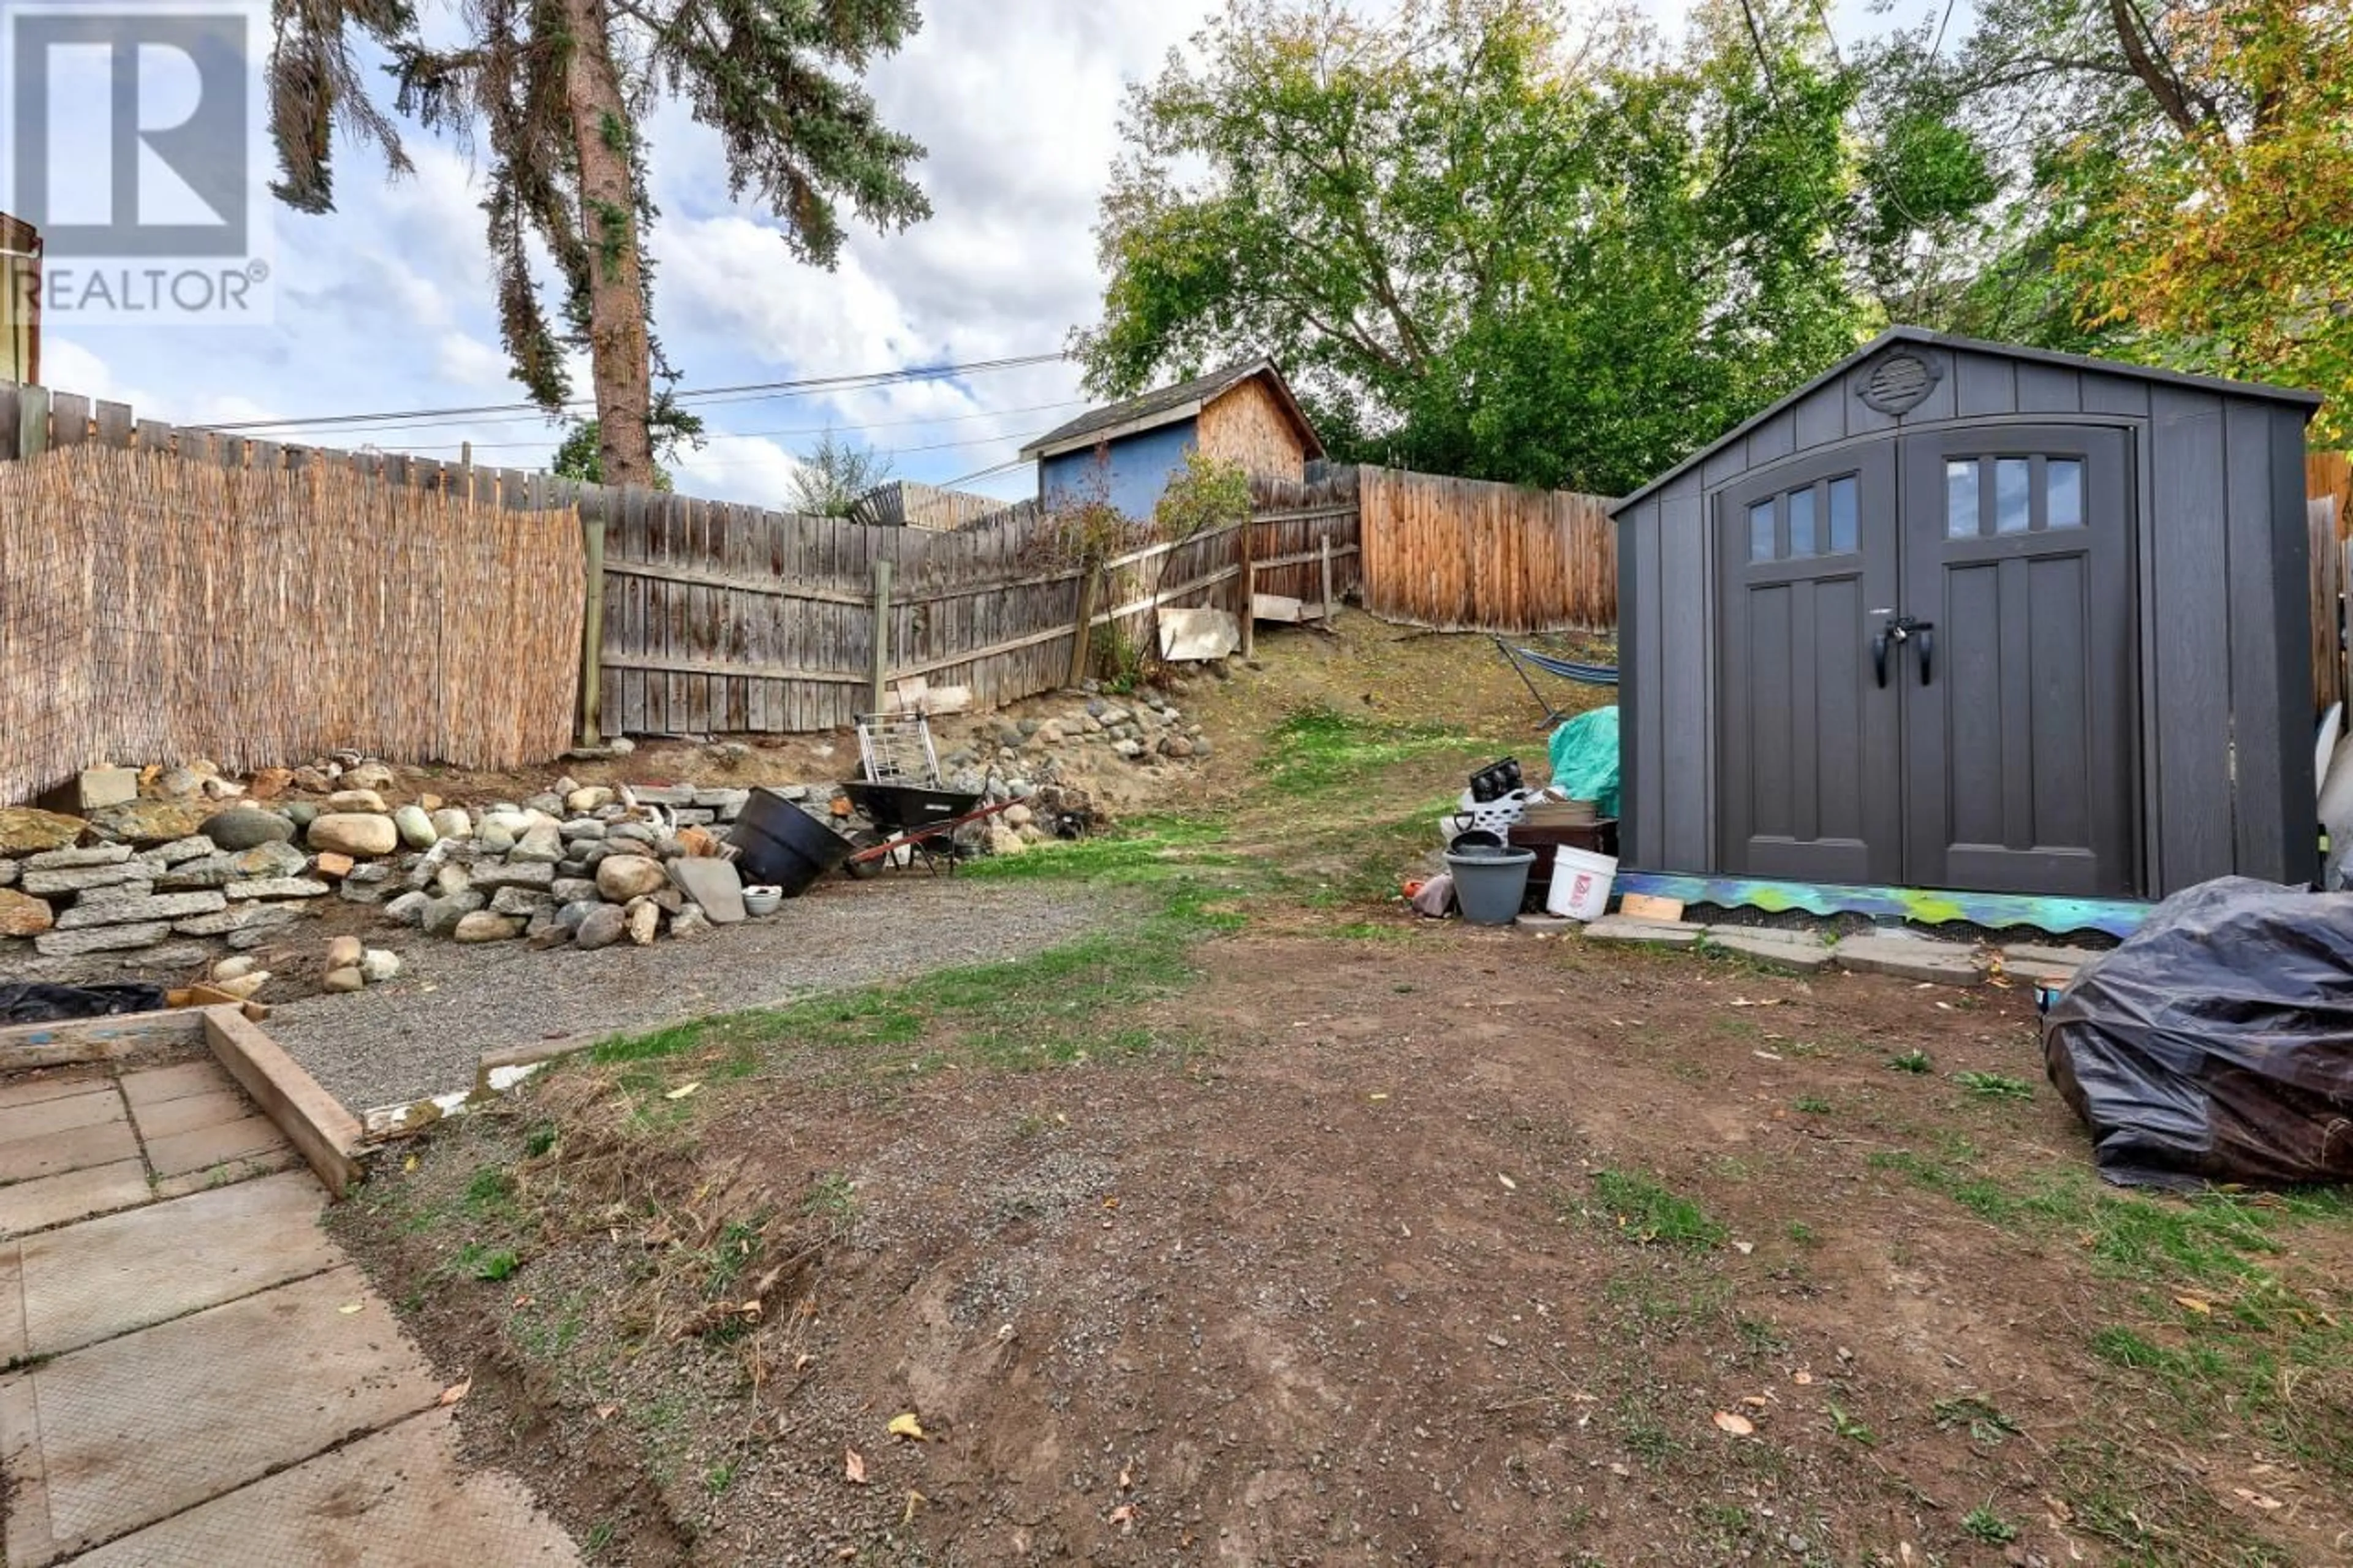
35 0 1949 507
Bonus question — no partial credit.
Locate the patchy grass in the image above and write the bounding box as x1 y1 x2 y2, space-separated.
1584 1170 1727 1249
1887 1049 1933 1075
1953 1069 2036 1101
1256 705 1496 798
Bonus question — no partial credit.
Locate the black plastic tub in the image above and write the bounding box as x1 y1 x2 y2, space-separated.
729 787 856 897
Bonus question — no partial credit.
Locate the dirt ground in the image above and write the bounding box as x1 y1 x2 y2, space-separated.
328 619 2353 1567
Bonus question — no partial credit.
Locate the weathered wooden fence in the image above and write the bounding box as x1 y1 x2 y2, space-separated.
1357 465 1616 632
0 383 1609 752
0 444 580 804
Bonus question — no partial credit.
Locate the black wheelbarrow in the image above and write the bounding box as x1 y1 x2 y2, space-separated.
837 780 1023 877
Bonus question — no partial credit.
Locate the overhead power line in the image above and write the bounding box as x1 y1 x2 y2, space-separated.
368 396 1088 455
198 352 1070 436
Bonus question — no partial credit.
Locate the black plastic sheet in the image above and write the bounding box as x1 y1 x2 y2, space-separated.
0 982 169 1025
2043 877 2353 1191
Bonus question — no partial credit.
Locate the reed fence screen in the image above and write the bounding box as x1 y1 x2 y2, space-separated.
0 445 581 805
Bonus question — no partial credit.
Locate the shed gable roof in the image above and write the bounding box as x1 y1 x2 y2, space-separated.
1611 326 2324 517
1020 359 1323 463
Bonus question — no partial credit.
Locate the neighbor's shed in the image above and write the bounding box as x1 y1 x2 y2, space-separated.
1612 327 2322 914
1020 359 1324 520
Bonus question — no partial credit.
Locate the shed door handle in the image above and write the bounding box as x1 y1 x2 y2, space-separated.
1916 626 1934 686
1873 629 1891 689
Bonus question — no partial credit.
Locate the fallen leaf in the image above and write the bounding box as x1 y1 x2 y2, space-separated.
594 1404 618 1420
794 1353 815 1371
1713 1411 1756 1436
889 1412 926 1441
402 1154 419 1172
2233 1487 2283 1510
1732 1240 1755 1255
1118 1464 1134 1490
844 1448 868 1485
2175 1295 2213 1315
437 1379 470 1407
1108 1503 1136 1532
1740 1395 1771 1408
664 1082 700 1100
1497 1173 1518 1191
337 1301 365 1315
1793 1371 1815 1385
901 1490 924 1525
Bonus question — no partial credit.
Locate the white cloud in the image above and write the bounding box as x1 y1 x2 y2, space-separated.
435 331 513 391
672 433 805 508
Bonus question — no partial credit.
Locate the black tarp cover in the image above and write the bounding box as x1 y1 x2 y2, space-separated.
2044 878 2353 1190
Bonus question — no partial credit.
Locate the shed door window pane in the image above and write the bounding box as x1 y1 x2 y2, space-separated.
1787 488 1817 556
1749 499 1775 561
2047 458 2083 529
1995 458 2032 534
1946 460 1980 538
1827 475 1857 553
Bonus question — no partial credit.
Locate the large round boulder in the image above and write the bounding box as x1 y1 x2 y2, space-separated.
308 812 399 858
595 854 667 903
205 808 296 851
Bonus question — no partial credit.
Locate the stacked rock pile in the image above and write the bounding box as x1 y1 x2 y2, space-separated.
0 756 778 961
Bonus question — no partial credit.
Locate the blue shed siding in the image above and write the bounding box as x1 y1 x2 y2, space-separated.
1039 418 1199 520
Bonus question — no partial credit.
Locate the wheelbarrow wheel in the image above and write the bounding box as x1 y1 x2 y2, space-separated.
843 829 889 879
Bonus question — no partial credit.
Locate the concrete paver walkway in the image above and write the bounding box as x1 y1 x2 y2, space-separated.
0 1054 577 1566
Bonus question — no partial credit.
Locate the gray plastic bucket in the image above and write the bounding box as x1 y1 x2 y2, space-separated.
1443 846 1535 926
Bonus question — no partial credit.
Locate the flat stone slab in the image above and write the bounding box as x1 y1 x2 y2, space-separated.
0 1086 122 1146
0 1265 441 1566
11 1170 336 1356
143 1114 289 1180
31 923 172 958
52 888 227 930
0 1071 110 1113
670 855 746 923
128 1087 252 1142
0 1115 140 1186
0 1161 151 1239
1580 915 1705 948
1999 942 2094 970
1705 928 1836 972
66 1407 579 1566
1833 933 1985 986
117 1059 240 1107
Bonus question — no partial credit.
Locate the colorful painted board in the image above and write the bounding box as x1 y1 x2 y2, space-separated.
1612 873 2150 939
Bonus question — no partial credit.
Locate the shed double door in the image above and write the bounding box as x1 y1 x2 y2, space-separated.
1716 426 2136 898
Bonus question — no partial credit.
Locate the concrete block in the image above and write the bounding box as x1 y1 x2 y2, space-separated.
77 767 139 812
1999 942 2094 971
1833 933 1984 986
1581 915 1705 948
1705 927 1835 972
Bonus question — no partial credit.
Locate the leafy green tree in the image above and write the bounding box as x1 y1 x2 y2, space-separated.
267 0 932 489
1078 0 1864 496
1854 0 2349 427
789 429 893 517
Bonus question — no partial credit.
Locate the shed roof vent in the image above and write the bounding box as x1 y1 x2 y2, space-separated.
1857 350 1942 415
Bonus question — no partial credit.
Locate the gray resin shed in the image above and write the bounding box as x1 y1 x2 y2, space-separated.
1612 327 2322 912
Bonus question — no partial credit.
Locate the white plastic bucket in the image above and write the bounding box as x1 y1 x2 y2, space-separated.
1545 845 1618 921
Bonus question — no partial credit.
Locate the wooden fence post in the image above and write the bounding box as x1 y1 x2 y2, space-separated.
1066 562 1100 687
869 556 893 717
1239 507 1256 661
1319 533 1334 623
577 501 606 746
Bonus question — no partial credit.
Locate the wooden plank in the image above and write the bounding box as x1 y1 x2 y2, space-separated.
48 391 90 446
0 1008 205 1070
203 1007 363 1197
1610 873 2150 939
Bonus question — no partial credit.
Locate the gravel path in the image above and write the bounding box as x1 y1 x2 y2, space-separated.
268 879 1117 1113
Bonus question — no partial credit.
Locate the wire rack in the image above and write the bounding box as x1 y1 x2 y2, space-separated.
855 712 941 785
